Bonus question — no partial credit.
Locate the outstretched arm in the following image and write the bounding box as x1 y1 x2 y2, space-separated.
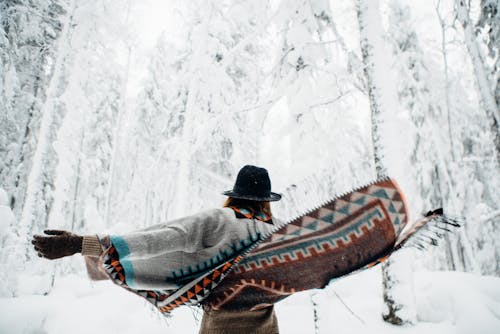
31 230 103 259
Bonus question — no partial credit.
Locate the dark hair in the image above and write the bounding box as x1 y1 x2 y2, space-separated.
223 197 272 217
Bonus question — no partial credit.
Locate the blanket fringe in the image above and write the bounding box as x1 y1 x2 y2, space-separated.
395 208 462 251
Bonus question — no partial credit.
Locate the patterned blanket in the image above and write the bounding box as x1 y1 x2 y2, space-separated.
204 178 408 310
100 178 448 316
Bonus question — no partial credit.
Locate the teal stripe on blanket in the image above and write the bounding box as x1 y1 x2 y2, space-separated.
110 235 135 286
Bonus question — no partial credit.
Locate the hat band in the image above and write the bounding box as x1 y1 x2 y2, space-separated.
233 185 270 198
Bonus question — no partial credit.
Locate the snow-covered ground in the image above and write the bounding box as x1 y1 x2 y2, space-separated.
1 267 499 334
1 1 499 333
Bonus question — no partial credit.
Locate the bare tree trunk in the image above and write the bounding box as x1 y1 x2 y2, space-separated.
356 0 416 325
358 2 386 177
310 292 320 334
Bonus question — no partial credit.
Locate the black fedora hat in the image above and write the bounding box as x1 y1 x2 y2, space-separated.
223 165 281 202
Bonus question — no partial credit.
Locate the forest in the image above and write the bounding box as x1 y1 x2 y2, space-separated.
0 0 499 333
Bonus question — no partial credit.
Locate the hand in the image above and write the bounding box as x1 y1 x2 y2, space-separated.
31 230 83 260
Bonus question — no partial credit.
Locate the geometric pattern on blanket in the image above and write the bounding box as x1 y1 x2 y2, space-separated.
204 178 409 310
102 178 409 316
103 241 250 315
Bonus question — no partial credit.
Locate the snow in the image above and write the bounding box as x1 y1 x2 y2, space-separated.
0 190 14 232
1 0 499 332
1 268 499 333
0 189 15 241
0 190 20 297
0 189 8 206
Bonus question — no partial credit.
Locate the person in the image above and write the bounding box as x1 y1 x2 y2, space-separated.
199 166 281 334
32 165 282 334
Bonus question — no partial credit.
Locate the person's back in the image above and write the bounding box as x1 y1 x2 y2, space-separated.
199 191 281 334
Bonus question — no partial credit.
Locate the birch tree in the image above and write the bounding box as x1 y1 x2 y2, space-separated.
357 0 416 325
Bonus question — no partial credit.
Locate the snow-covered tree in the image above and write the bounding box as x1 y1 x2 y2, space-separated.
19 0 78 263
476 0 499 108
0 0 73 297
127 0 280 223
1 0 500 331
455 0 499 159
38 0 137 281
0 0 67 218
387 0 454 270
435 0 500 275
357 0 417 325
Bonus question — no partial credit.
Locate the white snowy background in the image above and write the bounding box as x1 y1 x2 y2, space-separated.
0 0 499 333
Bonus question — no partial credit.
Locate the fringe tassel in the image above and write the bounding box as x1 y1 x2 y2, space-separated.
401 208 462 251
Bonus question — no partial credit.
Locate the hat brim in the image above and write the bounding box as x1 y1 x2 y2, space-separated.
222 190 282 202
